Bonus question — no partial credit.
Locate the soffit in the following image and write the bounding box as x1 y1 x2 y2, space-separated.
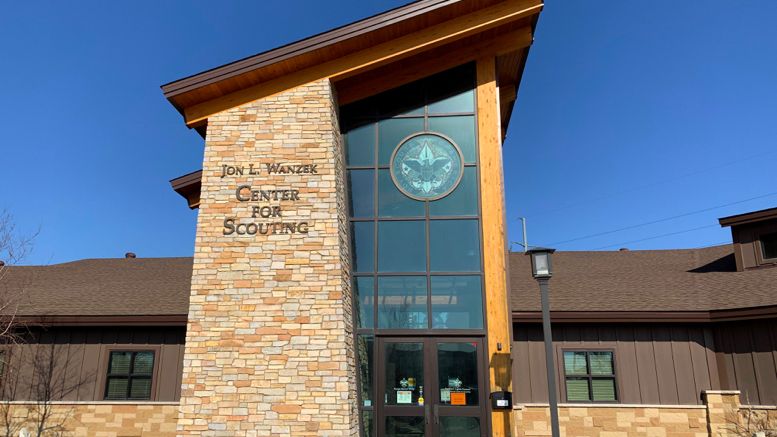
161 0 543 127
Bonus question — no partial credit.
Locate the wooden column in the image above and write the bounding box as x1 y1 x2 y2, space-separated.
477 56 514 437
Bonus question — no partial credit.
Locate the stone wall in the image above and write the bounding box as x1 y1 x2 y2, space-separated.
177 79 357 436
515 404 708 436
0 402 177 436
514 391 777 436
705 391 777 437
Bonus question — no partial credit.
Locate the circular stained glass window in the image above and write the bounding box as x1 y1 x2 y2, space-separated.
390 132 464 201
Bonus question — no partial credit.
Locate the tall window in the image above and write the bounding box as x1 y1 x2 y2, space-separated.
343 64 484 436
344 64 484 333
104 351 155 400
563 351 617 402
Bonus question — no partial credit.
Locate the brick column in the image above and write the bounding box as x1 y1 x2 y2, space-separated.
177 79 357 436
704 390 741 437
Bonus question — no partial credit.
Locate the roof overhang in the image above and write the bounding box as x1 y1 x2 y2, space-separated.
513 305 777 324
161 0 542 134
14 315 188 327
719 207 777 227
170 170 202 209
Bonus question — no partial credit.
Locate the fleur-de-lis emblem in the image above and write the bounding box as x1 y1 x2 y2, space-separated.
391 133 463 200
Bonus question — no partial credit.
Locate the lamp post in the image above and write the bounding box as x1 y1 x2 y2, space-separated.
526 247 560 437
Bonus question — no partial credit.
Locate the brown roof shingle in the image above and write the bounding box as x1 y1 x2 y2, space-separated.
509 244 777 313
3 244 775 318
0 257 192 317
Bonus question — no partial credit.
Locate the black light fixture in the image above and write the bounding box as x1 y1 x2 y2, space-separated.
527 247 555 278
526 247 560 437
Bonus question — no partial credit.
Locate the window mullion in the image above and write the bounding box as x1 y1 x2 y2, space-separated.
588 376 594 402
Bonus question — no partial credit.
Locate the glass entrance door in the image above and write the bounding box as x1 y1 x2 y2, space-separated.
376 337 487 437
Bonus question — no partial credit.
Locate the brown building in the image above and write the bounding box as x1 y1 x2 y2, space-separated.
1 208 776 436
2 1 777 436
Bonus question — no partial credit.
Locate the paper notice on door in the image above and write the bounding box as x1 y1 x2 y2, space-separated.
450 392 466 406
397 390 412 404
440 388 451 403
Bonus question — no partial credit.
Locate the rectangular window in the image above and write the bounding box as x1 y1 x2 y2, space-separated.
761 231 777 261
104 351 155 400
563 351 617 402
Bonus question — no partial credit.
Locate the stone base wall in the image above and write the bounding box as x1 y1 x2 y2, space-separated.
515 404 708 436
0 402 178 437
514 391 777 436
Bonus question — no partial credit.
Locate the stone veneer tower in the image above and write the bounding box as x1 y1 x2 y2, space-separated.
176 80 357 436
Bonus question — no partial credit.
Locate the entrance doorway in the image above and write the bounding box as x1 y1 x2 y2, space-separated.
376 337 487 437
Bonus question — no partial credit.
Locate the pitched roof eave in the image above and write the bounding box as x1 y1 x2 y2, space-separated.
160 0 543 128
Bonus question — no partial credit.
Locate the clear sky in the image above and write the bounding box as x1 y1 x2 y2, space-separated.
1 1 776 265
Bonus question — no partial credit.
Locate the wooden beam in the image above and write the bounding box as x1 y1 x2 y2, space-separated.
184 0 542 126
336 26 533 106
477 56 513 437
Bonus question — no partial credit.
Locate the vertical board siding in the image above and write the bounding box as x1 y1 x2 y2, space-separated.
512 323 718 405
64 329 87 402
526 325 549 403
79 329 102 400
688 327 713 401
5 326 185 402
670 327 697 405
633 326 660 404
513 328 532 402
731 324 759 404
714 319 777 405
614 328 641 403
652 327 680 404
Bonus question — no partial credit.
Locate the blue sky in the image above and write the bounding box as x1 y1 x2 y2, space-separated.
1 1 775 265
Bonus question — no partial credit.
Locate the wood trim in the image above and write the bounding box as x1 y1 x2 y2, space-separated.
512 306 777 323
335 26 533 106
477 56 513 437
183 0 542 126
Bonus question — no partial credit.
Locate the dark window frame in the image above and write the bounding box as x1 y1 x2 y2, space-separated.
100 346 160 401
561 349 619 403
758 231 777 263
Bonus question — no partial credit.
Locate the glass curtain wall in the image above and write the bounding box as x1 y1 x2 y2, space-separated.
342 64 484 436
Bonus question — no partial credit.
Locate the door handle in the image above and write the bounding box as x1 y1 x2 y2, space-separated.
433 404 439 425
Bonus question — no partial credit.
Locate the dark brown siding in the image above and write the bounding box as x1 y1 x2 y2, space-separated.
512 324 719 405
2 326 185 402
714 319 777 405
731 220 777 271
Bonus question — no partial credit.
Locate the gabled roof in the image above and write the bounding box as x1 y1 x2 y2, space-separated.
161 0 542 131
